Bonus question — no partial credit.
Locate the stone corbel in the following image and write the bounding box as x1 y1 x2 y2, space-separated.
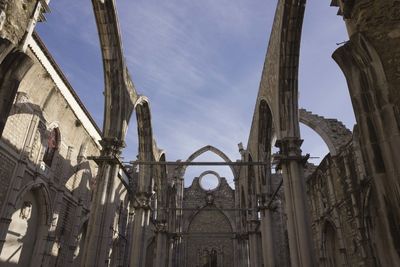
133 192 152 210
154 220 168 233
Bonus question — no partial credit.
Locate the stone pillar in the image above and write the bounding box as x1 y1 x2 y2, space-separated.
175 174 184 267
259 205 275 267
248 220 260 267
123 202 135 267
129 192 151 267
167 236 175 267
276 137 315 267
238 234 250 267
154 220 168 267
81 138 123 267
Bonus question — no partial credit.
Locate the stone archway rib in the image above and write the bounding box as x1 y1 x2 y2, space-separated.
299 108 352 156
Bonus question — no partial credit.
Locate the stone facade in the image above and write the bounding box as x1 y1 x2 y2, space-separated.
181 176 235 267
0 33 130 266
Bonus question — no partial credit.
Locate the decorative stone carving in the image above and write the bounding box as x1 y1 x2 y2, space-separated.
19 201 32 220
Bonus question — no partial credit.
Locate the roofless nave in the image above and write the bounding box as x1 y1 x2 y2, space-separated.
0 0 399 266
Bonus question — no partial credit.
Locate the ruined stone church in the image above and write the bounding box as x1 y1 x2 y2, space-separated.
0 0 399 266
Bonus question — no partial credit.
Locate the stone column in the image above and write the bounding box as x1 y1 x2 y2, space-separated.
248 219 260 267
81 138 123 267
154 220 168 267
167 236 175 267
276 137 315 267
129 192 151 267
175 174 184 267
236 233 249 267
123 202 135 267
259 205 275 267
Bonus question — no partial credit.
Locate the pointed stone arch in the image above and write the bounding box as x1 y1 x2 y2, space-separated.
0 50 33 136
299 109 352 156
0 179 52 266
92 0 137 141
186 205 234 233
182 145 236 178
135 96 155 192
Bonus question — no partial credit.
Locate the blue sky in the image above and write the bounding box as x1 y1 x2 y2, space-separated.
36 0 355 187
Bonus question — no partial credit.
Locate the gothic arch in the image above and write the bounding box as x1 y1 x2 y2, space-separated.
8 100 43 120
257 99 275 191
1 179 52 266
12 179 52 225
257 0 305 140
65 161 92 191
92 0 138 141
321 220 342 267
184 205 235 234
135 96 155 192
0 50 33 136
182 145 236 177
299 108 352 156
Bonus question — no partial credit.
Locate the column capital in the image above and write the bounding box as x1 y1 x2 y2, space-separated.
100 137 124 156
274 137 309 170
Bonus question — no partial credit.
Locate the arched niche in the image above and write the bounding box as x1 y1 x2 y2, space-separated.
322 221 342 267
0 182 51 266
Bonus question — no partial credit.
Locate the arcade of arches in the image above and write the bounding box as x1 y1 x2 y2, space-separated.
0 0 399 266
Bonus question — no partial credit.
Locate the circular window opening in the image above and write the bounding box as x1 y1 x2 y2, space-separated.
199 174 220 191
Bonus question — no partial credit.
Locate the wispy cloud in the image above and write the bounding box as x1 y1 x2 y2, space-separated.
37 0 355 185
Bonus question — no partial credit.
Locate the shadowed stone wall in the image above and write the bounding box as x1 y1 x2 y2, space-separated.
0 34 130 267
181 176 236 267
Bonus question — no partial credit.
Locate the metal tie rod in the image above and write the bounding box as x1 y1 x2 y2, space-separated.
129 161 270 166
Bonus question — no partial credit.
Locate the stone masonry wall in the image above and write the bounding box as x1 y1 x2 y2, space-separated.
307 142 376 266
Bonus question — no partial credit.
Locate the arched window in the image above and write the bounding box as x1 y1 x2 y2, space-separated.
324 222 341 267
43 128 59 167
